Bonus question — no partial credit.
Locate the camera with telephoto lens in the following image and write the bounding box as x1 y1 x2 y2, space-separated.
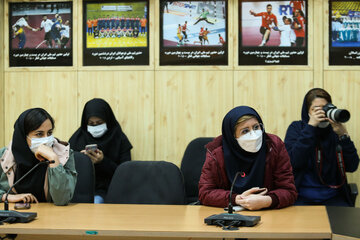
322 103 350 123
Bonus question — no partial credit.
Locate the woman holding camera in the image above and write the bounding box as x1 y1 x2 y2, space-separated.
199 106 297 210
284 88 359 206
0 108 77 205
69 98 132 203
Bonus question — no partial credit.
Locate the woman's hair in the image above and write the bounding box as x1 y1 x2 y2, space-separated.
305 88 332 111
234 115 257 132
24 108 55 135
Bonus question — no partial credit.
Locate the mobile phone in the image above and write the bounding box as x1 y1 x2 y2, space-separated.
253 188 267 194
14 202 31 210
85 144 98 152
224 206 244 212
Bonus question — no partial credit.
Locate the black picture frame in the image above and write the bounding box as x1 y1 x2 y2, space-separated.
238 0 308 65
83 0 149 66
9 2 73 67
329 0 360 66
159 0 228 66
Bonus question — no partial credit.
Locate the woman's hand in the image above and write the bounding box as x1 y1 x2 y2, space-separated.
82 149 104 164
329 119 348 136
2 193 39 203
35 145 60 168
237 195 272 211
308 106 327 127
235 187 270 211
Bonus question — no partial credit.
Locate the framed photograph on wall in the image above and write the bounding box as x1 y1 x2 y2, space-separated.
239 0 308 65
83 0 149 66
159 0 228 66
329 0 360 65
9 2 72 67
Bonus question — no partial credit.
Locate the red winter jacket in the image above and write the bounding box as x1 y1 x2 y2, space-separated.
199 134 297 209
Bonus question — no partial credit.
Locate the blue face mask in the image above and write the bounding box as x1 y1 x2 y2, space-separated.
27 135 55 153
87 123 108 138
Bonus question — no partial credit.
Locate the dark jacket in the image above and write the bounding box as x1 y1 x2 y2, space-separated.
285 121 359 205
199 134 297 209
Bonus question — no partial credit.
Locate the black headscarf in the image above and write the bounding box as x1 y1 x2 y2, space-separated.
69 98 132 162
222 106 267 194
12 109 48 202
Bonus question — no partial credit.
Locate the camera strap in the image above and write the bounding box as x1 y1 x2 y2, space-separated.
315 145 346 189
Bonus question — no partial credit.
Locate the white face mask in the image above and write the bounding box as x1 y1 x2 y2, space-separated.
87 123 108 138
28 135 55 153
236 130 263 153
318 121 330 128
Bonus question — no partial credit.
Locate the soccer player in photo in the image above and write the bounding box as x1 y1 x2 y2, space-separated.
181 21 189 42
250 4 278 46
218 33 225 46
50 15 62 48
126 27 133 37
99 27 105 38
116 26 122 38
92 18 98 33
60 20 70 48
194 8 215 25
12 15 39 48
140 16 147 36
203 28 210 44
193 27 205 45
289 1 304 16
133 27 139 38
106 28 111 38
13 25 26 49
87 18 93 35
111 27 117 38
39 15 54 48
273 16 296 46
292 9 305 46
177 24 184 46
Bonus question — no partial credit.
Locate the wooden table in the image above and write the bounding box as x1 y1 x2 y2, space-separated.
0 204 331 239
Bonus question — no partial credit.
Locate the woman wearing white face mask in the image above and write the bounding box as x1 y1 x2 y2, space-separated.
285 88 359 206
199 106 297 210
0 108 77 205
69 98 132 204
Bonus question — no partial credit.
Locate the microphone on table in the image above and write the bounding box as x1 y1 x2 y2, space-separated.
204 171 261 230
0 160 54 224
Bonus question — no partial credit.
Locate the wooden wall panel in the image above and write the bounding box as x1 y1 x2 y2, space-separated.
78 71 155 161
155 71 233 166
4 72 78 144
324 71 360 207
234 71 313 140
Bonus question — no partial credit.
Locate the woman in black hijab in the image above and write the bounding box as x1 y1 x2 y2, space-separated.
69 98 132 203
0 108 77 205
199 106 297 210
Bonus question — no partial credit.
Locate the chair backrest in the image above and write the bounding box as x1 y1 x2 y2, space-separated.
105 161 186 204
180 137 214 204
71 151 95 203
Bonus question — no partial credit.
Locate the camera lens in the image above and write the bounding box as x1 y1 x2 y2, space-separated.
323 103 350 123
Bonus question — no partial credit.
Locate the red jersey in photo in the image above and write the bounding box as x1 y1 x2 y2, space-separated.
255 12 278 29
294 15 305 37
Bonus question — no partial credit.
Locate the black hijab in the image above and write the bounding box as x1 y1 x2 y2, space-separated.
301 89 338 182
12 109 49 202
69 98 132 160
222 106 267 194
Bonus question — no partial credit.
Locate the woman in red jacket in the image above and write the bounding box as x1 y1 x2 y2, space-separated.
199 106 297 210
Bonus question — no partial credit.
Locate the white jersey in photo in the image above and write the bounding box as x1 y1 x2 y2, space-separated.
61 25 70 38
41 19 53 33
278 24 295 47
13 17 29 29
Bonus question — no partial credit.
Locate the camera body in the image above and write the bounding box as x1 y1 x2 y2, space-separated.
322 103 350 123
